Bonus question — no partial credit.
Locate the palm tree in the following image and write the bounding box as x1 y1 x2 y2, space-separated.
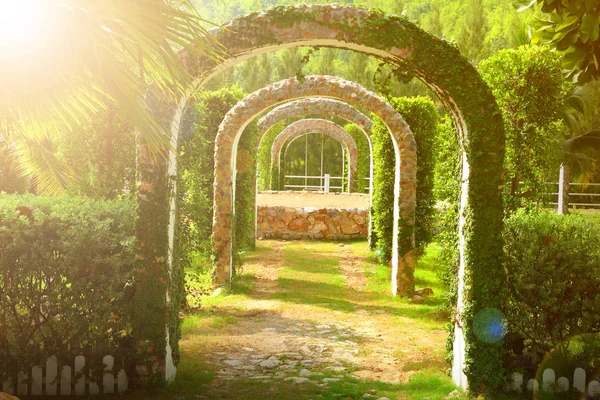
0 0 222 193
557 82 600 214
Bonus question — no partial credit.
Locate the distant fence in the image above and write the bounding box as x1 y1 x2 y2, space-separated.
545 182 600 209
507 368 599 395
284 174 344 192
2 355 128 396
283 175 371 193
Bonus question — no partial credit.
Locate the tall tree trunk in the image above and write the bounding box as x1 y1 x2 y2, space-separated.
558 163 571 214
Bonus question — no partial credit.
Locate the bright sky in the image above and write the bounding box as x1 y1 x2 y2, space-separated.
0 0 48 52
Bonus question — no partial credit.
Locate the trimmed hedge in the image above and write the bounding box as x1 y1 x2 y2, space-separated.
344 124 371 194
371 96 439 262
503 210 600 378
179 86 255 266
256 121 285 191
0 194 135 380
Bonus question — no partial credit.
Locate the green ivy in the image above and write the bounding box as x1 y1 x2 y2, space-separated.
189 5 507 391
371 96 439 262
344 124 371 194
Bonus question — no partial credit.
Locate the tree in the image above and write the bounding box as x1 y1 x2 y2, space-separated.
276 48 305 80
457 0 487 62
0 0 221 193
557 82 600 213
520 0 600 83
479 46 564 212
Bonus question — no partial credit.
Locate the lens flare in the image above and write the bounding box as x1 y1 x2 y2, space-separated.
0 0 46 52
473 308 508 344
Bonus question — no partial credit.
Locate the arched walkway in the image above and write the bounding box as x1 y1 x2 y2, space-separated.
271 119 358 192
211 75 416 300
257 96 374 198
149 4 505 388
258 98 373 135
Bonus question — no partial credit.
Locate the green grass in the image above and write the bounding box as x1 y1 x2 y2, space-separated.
35 240 468 400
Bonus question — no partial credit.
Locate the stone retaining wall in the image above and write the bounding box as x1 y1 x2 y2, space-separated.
257 206 369 240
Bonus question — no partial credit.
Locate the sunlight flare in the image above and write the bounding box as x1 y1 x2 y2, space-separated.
0 0 47 51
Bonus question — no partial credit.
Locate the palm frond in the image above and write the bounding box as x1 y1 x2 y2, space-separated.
0 0 223 193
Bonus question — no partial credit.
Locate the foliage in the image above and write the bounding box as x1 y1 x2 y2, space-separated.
179 86 247 264
457 0 487 62
344 124 371 194
0 140 28 194
433 116 461 290
0 194 135 380
371 97 439 263
56 102 136 199
0 0 222 193
370 116 395 260
432 116 462 366
479 46 564 212
184 3 508 390
522 0 600 83
503 210 600 377
257 122 285 191
283 133 345 190
234 121 259 256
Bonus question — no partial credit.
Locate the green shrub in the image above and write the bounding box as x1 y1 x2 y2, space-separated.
371 96 439 262
178 86 247 263
503 210 600 376
256 121 285 191
344 124 371 194
479 46 563 212
0 194 135 379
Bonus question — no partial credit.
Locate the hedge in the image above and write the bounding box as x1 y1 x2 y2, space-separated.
179 86 257 268
503 210 600 380
371 96 439 262
344 123 371 194
0 194 135 381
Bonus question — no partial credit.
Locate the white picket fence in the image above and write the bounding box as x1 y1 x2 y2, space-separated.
507 368 600 395
2 355 128 396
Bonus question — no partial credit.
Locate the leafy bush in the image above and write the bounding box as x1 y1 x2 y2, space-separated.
344 123 371 194
503 210 600 376
256 121 285 191
479 46 563 212
371 96 439 262
178 86 246 262
0 194 135 379
179 86 257 277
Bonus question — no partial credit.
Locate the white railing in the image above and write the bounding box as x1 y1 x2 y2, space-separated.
507 368 600 395
2 355 128 396
283 175 372 193
284 174 344 192
546 182 600 209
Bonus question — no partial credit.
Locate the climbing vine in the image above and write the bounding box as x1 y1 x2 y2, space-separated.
371 96 439 262
185 5 506 391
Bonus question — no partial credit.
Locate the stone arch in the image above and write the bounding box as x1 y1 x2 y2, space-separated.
258 97 374 195
270 119 358 192
159 5 505 388
257 98 373 135
211 75 416 300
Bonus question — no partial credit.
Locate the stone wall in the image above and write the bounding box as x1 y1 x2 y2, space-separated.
257 206 369 240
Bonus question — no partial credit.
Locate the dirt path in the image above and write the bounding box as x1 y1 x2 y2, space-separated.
175 240 452 400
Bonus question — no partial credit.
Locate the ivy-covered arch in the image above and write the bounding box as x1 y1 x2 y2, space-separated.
211 75 416 300
271 119 359 192
258 98 373 135
150 4 505 390
257 96 374 195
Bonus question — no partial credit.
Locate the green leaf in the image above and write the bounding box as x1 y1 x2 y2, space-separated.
556 15 579 31
580 12 600 42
